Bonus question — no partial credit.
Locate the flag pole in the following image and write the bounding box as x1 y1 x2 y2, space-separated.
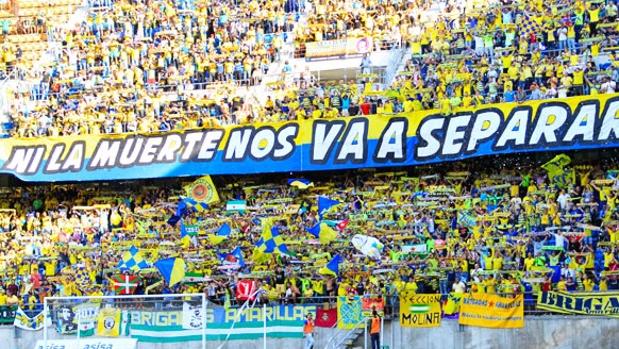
77 308 81 344
364 319 368 349
43 298 48 349
202 293 207 349
380 316 384 348
263 303 267 349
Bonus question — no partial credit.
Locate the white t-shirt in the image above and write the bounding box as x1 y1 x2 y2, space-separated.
557 193 570 210
558 27 568 41
452 281 466 293
601 81 616 94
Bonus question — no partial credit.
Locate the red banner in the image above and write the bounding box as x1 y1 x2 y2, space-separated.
361 297 384 316
315 308 337 328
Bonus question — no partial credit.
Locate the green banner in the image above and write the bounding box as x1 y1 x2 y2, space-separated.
0 306 16 324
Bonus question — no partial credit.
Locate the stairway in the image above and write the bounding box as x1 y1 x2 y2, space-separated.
324 318 367 349
340 327 365 349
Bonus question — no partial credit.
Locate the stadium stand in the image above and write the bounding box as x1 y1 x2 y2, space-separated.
0 0 80 72
0 151 618 313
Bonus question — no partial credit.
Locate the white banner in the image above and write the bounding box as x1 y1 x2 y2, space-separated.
14 308 48 331
34 338 137 349
351 234 383 259
182 302 203 330
402 244 427 254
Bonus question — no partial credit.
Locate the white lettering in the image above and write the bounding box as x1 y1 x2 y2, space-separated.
225 129 252 160
60 142 83 171
274 125 297 158
197 130 223 160
156 134 182 162
467 111 501 151
336 121 366 161
4 147 40 173
119 138 143 166
138 137 163 164
416 118 444 158
375 120 405 160
599 100 619 141
312 123 344 161
530 105 568 144
250 129 275 159
180 132 204 161
495 109 530 148
45 144 65 172
563 104 598 142
89 140 121 168
442 114 471 155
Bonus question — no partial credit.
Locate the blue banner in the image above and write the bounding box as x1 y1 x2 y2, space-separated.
1 94 618 181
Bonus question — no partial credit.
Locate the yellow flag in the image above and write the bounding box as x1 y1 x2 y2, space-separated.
96 307 121 337
184 175 220 205
207 234 227 245
541 154 572 188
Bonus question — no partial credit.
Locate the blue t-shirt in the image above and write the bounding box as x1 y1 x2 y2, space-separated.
504 90 516 102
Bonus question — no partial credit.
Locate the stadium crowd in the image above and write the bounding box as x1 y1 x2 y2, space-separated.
1 0 619 318
2 0 619 137
390 0 619 113
3 0 300 136
0 153 617 312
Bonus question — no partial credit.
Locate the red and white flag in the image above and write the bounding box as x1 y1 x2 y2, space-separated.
315 308 337 328
111 274 140 295
236 280 257 301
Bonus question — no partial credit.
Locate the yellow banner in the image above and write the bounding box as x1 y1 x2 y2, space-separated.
399 293 441 328
537 291 619 317
305 37 372 58
458 294 524 329
96 308 121 337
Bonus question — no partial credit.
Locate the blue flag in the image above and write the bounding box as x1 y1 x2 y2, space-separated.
318 196 340 217
117 246 150 271
319 254 343 276
182 197 208 212
218 246 245 268
217 223 232 237
154 257 186 287
168 199 192 226
306 222 337 244
255 224 289 255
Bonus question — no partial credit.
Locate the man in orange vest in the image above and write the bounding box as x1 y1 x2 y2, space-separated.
369 309 381 349
304 312 315 349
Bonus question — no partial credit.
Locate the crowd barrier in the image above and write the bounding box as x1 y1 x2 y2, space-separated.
0 290 609 329
0 291 615 349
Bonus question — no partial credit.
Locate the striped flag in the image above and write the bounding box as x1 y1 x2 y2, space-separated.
129 321 305 342
410 304 431 314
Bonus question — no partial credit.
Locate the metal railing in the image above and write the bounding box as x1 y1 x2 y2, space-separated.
324 317 366 349
196 292 607 317
404 33 619 64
